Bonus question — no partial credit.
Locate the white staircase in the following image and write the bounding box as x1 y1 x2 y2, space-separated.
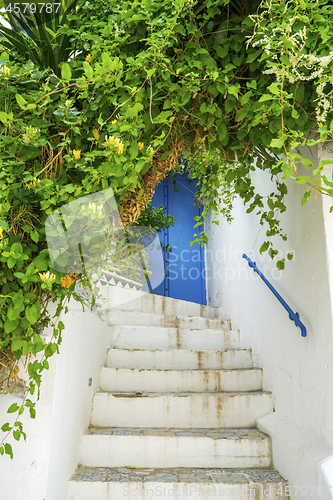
68 292 289 500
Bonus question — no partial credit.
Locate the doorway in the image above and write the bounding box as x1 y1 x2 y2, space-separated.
151 173 207 305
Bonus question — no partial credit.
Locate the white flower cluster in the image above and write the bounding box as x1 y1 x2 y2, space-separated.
114 22 125 38
315 82 331 123
184 0 197 7
248 5 333 124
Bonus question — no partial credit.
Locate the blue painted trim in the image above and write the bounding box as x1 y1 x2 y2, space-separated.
163 179 169 297
242 254 307 338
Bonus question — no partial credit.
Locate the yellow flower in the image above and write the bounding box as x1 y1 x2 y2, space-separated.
3 66 10 77
88 202 96 213
111 119 117 125
117 143 124 155
60 273 77 288
0 227 3 239
85 54 91 62
92 128 100 140
38 271 55 284
73 149 81 160
138 142 145 151
105 135 121 148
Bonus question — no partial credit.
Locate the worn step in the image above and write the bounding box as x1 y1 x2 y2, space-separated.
91 391 273 428
106 347 253 370
79 427 272 468
94 285 222 319
98 308 231 330
99 367 263 393
68 466 289 500
107 325 238 350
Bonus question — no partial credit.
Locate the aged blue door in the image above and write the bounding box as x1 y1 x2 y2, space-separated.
151 173 207 305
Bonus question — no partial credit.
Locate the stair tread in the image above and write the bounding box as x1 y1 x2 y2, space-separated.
71 466 287 484
108 347 250 352
103 367 261 372
85 427 270 439
110 324 233 330
96 390 271 396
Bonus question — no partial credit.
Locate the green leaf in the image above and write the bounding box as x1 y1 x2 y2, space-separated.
260 241 270 254
259 94 273 102
301 190 311 206
61 63 72 81
7 257 16 268
246 49 262 63
4 318 19 334
294 175 311 184
1 423 11 432
276 259 285 271
83 61 93 79
228 85 240 98
306 139 318 147
31 231 39 243
25 304 38 325
8 306 21 322
235 108 248 122
125 102 144 118
0 111 11 123
5 443 13 459
15 94 27 108
281 164 294 179
240 91 253 105
7 403 19 414
13 430 21 441
287 253 294 261
300 158 312 169
270 138 283 148
153 110 173 123
11 339 24 351
246 80 257 90
0 51 9 62
267 83 280 95
158 150 172 162
280 54 291 66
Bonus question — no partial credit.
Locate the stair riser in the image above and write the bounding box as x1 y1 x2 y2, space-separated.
91 393 273 428
106 348 253 370
109 326 239 350
99 309 231 330
79 435 272 468
94 286 222 319
99 368 263 393
68 481 289 500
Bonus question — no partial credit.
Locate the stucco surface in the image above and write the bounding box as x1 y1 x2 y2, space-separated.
205 146 333 498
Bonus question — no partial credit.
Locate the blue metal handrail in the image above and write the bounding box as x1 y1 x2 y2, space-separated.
242 254 307 338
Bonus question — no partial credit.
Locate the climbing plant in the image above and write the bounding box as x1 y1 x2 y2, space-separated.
1 0 333 458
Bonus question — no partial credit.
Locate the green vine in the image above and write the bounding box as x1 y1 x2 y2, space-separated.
1 0 333 458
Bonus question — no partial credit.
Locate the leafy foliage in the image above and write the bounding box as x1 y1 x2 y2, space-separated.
1 0 333 457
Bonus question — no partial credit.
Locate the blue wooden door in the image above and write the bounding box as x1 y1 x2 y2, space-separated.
151 173 207 305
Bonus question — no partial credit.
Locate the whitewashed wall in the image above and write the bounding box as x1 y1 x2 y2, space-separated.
0 298 112 500
205 145 333 499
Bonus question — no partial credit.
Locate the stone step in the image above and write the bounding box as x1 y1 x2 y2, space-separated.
94 285 222 319
107 325 239 350
91 391 273 428
79 427 272 468
99 367 263 393
106 347 253 370
68 466 289 500
98 308 231 330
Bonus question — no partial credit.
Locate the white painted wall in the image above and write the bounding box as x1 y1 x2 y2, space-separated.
205 145 333 499
0 298 112 500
